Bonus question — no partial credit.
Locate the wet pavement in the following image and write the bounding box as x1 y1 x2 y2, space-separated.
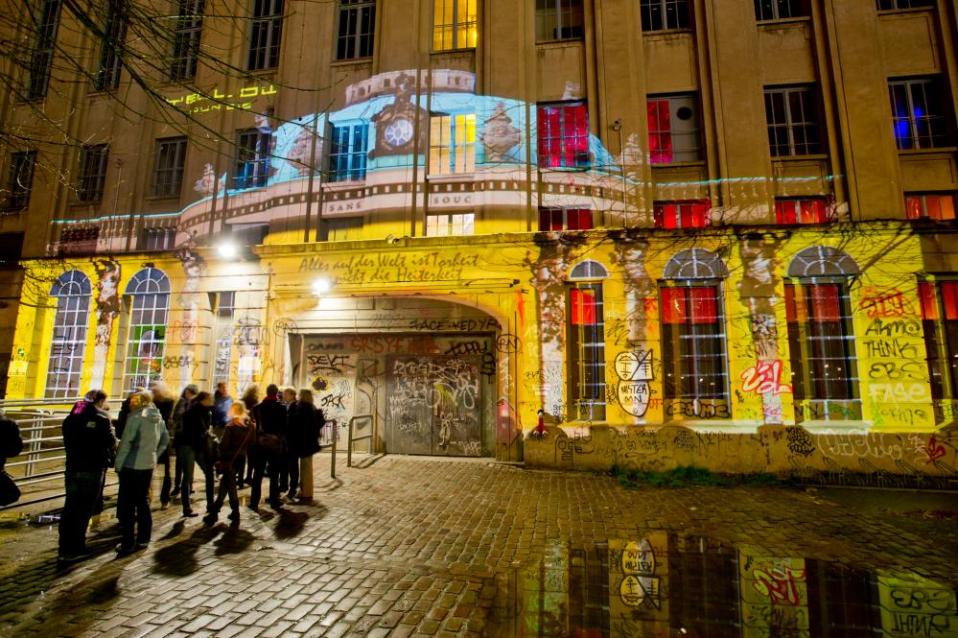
0 455 956 637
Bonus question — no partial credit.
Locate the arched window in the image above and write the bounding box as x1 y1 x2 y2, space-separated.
661 249 730 412
123 268 171 393
45 271 92 398
785 247 861 421
567 260 607 420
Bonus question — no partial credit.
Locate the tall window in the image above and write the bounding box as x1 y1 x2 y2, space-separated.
76 144 109 203
26 0 61 100
775 197 830 225
906 193 956 222
336 0 375 60
765 86 821 156
247 0 283 70
429 114 475 175
433 0 477 51
322 216 363 241
138 227 176 251
648 94 701 164
568 261 608 421
170 0 204 81
878 0 934 9
328 122 369 181
890 78 951 150
123 268 170 393
94 0 128 91
785 282 860 418
654 200 710 229
151 137 187 198
535 0 584 41
661 286 727 401
212 291 235 389
235 128 271 188
754 0 809 20
919 281 958 404
640 0 691 31
539 208 592 231
426 212 474 236
45 271 91 398
4 151 37 211
537 102 589 169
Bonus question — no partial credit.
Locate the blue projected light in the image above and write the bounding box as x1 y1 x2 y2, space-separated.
894 120 910 143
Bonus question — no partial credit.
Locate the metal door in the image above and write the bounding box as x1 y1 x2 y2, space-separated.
386 355 482 456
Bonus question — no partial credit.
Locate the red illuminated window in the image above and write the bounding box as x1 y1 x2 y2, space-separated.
654 200 710 229
784 282 859 408
918 280 958 402
905 193 956 221
775 197 830 225
568 284 605 421
648 95 700 164
537 102 589 169
661 285 727 401
538 208 593 231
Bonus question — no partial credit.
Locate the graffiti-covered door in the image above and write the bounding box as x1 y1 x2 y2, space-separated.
386 355 482 456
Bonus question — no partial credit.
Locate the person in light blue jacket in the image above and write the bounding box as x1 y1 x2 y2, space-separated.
114 390 169 555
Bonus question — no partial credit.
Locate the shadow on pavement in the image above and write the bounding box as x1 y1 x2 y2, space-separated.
151 525 222 577
213 523 255 556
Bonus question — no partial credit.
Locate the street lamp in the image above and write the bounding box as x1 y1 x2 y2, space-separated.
311 277 332 295
216 240 240 260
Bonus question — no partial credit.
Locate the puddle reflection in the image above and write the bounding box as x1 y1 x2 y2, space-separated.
491 534 958 637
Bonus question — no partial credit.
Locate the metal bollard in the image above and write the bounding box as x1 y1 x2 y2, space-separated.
347 418 353 468
330 422 336 479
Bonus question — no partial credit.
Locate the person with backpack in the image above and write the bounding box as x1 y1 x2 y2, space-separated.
114 390 169 555
179 391 215 518
0 410 23 507
250 384 287 511
287 388 323 504
58 390 116 562
204 402 254 526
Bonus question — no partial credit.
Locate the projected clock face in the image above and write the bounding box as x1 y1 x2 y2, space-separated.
383 118 414 148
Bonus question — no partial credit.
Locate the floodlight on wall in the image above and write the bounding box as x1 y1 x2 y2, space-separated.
311 277 332 295
216 240 240 260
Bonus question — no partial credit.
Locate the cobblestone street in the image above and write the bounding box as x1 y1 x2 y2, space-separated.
1 455 956 637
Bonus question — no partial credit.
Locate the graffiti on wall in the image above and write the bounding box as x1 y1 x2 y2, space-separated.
90 259 120 388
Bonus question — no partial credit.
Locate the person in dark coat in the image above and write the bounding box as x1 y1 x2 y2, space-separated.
212 382 233 432
238 385 260 487
179 391 215 517
58 390 116 562
280 387 298 496
169 384 198 501
287 389 323 504
250 384 287 511
0 410 24 507
204 402 254 526
149 383 177 507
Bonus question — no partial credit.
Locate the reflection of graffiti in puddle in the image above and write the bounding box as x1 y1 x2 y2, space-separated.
487 536 958 637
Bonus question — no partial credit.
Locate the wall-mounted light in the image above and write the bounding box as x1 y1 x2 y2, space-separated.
311 277 332 295
216 240 240 260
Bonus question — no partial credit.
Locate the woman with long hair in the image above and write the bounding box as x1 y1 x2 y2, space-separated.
204 402 254 525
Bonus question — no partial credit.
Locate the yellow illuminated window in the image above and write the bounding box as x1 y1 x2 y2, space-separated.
429 114 475 175
433 0 477 51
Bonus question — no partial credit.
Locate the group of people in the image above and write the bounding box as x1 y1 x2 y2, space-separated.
57 382 325 563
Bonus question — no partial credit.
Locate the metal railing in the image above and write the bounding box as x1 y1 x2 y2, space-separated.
347 415 374 468
0 397 121 510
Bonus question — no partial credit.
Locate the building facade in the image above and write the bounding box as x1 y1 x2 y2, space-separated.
1 0 957 475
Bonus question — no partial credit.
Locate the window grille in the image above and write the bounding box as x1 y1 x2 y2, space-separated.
429 114 476 175
123 268 170 393
764 86 822 156
640 0 691 31
170 0 204 80
568 284 606 421
151 137 187 198
77 144 109 203
537 102 589 169
433 0 477 50
4 151 37 210
26 0 61 99
426 212 474 236
889 78 951 150
647 95 701 164
328 123 369 182
336 0 375 60
247 0 283 70
94 0 127 91
45 271 91 398
535 0 584 41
